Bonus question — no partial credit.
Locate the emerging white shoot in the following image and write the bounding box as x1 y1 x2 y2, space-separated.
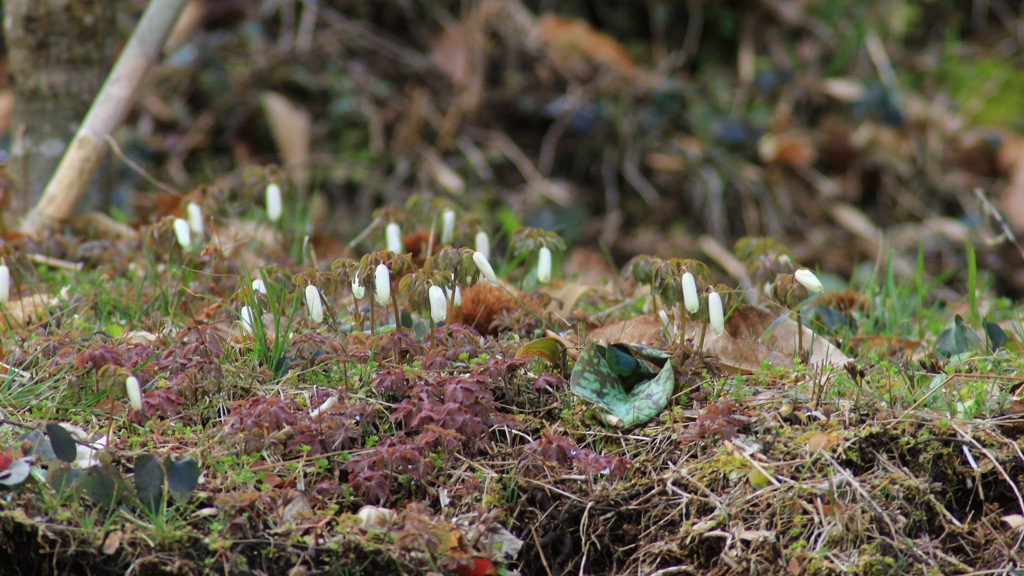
186 202 204 236
126 376 143 411
473 251 498 284
374 264 391 306
251 278 268 295
0 264 9 302
266 183 283 223
474 231 491 261
708 291 725 336
305 284 324 324
441 209 456 245
386 222 403 254
351 278 365 299
794 269 823 294
681 272 699 314
428 285 448 323
173 218 192 250
537 246 552 284
240 305 255 334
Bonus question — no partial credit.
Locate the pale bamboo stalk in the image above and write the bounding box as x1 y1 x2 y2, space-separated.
20 0 190 237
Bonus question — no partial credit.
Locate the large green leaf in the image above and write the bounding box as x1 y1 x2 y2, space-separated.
569 343 674 427
935 315 983 360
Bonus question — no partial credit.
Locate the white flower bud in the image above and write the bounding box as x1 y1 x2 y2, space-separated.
126 376 143 411
794 269 824 293
474 231 491 261
428 285 447 323
708 291 725 336
309 395 337 420
266 183 283 223
186 202 204 236
473 251 498 284
351 278 365 299
240 306 255 334
173 218 191 250
0 265 9 302
305 284 324 324
374 264 391 306
682 272 699 314
251 278 267 295
537 246 552 284
386 222 403 254
447 285 462 307
441 209 456 245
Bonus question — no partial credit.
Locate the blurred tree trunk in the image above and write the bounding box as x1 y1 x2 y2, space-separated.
4 0 125 229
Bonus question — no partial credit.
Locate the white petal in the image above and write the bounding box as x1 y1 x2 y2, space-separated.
428 285 448 323
309 396 337 420
794 269 824 293
708 291 725 336
441 209 456 245
473 251 498 284
474 231 491 261
186 202 204 236
173 218 191 250
351 278 365 299
682 272 699 314
386 222 403 254
251 278 267 295
305 284 324 324
266 183 283 223
374 264 391 305
537 247 552 284
126 376 143 411
0 265 9 302
240 306 255 334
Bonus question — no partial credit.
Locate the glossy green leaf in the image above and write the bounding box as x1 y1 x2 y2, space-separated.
515 337 566 365
84 464 123 508
569 342 674 427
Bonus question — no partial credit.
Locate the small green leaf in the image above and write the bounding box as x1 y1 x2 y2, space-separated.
165 455 200 503
935 315 982 360
45 423 77 464
134 454 166 514
985 321 1008 352
47 462 84 496
515 337 566 365
84 464 122 508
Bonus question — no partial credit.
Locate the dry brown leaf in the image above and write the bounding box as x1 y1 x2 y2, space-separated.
538 281 594 319
537 14 637 81
588 314 665 346
807 432 841 453
430 25 471 86
589 305 847 372
0 293 52 329
260 91 311 185
995 131 1024 231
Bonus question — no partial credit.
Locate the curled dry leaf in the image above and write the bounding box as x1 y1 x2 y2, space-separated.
0 293 52 329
